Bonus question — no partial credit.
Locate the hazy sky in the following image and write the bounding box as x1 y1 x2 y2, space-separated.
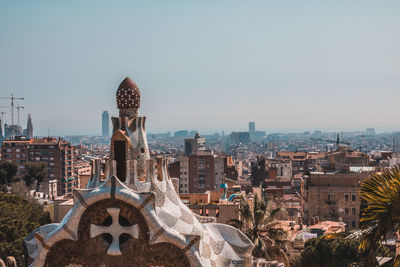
0 0 399 136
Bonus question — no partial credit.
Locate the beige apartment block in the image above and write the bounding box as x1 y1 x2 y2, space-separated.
304 172 371 229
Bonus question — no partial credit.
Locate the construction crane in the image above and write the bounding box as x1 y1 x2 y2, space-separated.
16 105 24 127
0 112 5 136
0 94 24 126
0 107 10 123
0 106 10 121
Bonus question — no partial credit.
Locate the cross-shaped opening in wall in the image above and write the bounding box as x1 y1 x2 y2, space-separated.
90 207 139 256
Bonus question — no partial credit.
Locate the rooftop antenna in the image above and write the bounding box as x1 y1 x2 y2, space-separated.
0 94 24 126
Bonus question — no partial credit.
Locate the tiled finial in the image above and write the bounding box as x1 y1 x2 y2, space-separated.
116 77 140 118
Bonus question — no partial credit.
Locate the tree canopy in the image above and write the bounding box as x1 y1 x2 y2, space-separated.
291 235 360 267
0 193 51 264
291 234 393 267
23 161 47 188
0 161 18 185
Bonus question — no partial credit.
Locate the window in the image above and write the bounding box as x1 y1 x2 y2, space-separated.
352 221 356 228
345 208 349 215
352 208 356 215
352 195 356 201
345 194 349 201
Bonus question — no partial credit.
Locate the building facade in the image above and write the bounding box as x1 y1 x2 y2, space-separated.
184 133 205 156
1 136 76 196
325 146 369 171
304 172 370 229
230 132 249 145
189 150 215 193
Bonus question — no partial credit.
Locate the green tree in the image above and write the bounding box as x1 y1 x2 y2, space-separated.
10 180 29 198
0 161 18 185
0 193 51 264
291 233 393 267
357 165 400 266
23 162 47 189
292 235 360 267
229 195 289 262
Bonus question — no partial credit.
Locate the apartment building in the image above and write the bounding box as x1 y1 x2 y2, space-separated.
1 136 76 196
304 172 371 229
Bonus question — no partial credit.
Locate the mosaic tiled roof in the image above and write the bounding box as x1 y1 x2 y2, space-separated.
116 77 140 109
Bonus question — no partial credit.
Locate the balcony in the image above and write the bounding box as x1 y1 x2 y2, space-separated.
325 199 337 205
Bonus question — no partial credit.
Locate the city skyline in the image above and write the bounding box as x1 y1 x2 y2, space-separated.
1 1 399 136
1 107 399 137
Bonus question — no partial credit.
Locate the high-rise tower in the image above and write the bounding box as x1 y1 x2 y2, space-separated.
249 121 255 141
102 111 109 137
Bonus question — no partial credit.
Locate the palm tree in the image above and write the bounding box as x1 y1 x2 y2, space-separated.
358 165 400 266
229 194 289 262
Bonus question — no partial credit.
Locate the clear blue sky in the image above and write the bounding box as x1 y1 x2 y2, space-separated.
0 0 399 136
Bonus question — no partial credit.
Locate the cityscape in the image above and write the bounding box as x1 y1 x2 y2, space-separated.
1 78 399 266
1 1 400 267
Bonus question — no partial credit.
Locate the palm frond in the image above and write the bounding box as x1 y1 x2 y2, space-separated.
230 194 289 261
354 166 400 265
